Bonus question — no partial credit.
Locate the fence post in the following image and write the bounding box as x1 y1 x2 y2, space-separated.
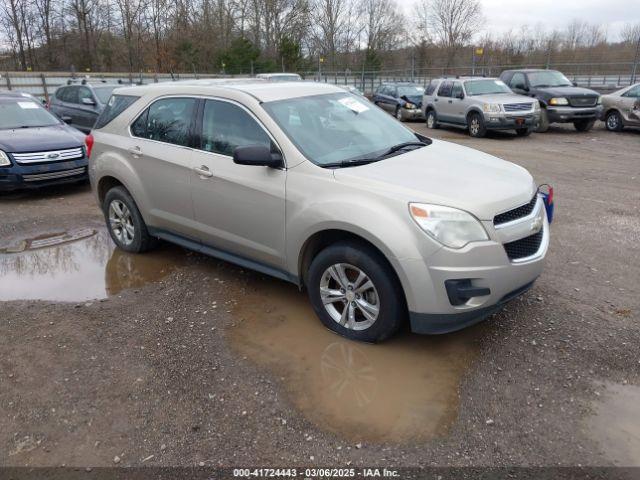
5 72 11 90
41 74 49 102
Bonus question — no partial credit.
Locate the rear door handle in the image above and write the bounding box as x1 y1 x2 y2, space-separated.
194 165 213 178
434 98 439 102
127 146 142 157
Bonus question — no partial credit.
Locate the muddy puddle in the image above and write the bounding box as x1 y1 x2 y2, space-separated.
230 277 483 443
587 382 640 466
0 228 186 302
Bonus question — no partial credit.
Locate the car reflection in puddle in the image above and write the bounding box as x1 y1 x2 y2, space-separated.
0 228 185 302
230 276 484 443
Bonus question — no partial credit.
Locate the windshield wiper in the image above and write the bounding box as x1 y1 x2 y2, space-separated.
322 141 427 169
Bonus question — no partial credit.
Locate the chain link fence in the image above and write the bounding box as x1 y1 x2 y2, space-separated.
1 62 636 100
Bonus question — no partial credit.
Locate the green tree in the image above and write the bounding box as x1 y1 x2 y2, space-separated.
278 36 303 71
218 37 260 74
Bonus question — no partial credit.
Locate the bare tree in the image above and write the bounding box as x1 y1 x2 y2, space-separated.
620 22 640 45
427 0 482 67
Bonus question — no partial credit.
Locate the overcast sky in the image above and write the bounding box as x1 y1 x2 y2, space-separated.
404 0 640 41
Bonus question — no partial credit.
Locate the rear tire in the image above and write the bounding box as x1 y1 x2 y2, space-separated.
605 111 623 132
103 186 158 253
574 119 595 132
467 112 487 138
516 127 532 137
307 241 405 343
535 109 550 133
426 109 439 129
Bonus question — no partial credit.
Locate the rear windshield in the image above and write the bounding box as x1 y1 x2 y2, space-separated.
94 94 139 130
93 86 117 104
0 98 60 129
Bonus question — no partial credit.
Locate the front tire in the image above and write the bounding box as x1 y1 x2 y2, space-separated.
468 112 487 138
307 241 405 343
535 109 550 133
426 109 439 129
574 119 595 132
103 186 158 253
516 127 532 137
605 111 623 132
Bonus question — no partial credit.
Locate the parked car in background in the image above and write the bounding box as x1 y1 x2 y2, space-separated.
0 91 88 192
49 80 120 133
372 82 425 121
422 77 539 138
89 80 549 343
256 73 302 82
599 83 640 132
499 69 601 132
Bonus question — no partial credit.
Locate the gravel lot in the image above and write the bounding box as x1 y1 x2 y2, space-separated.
0 123 638 469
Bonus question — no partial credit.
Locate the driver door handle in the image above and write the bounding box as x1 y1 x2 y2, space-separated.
194 165 213 178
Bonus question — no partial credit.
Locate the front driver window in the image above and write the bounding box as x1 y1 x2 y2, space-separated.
200 100 272 156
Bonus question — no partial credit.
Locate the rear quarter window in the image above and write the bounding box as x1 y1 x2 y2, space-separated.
425 80 439 96
94 95 139 130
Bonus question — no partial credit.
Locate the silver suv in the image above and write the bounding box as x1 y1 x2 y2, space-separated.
88 80 549 342
422 77 540 137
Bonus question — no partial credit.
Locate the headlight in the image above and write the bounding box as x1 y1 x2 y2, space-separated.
405 102 417 109
549 97 569 106
409 203 488 249
0 150 11 167
597 96 602 105
482 103 501 113
533 102 540 111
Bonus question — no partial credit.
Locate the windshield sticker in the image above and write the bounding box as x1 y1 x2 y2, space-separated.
338 96 369 113
17 101 39 109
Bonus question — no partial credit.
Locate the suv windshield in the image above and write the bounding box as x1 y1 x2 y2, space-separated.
397 86 424 97
263 93 423 166
528 71 573 88
0 98 60 129
93 86 117 103
465 79 511 96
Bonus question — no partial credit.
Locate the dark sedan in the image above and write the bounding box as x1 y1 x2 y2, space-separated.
372 82 425 121
0 92 89 192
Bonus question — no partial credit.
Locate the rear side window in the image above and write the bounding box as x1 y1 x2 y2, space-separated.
200 99 271 156
437 81 453 97
425 80 439 95
94 94 139 129
131 97 197 147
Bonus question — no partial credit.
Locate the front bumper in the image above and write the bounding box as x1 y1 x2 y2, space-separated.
547 105 601 123
484 113 537 130
0 158 89 192
400 107 425 120
400 198 549 334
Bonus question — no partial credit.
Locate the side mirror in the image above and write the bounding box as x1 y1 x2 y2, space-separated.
572 81 578 87
82 97 96 106
456 92 464 99
233 145 283 168
61 115 73 124
515 83 528 91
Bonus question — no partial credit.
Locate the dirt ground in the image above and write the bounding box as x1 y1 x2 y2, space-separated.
0 122 639 469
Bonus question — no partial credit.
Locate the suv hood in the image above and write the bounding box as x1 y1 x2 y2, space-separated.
333 139 536 220
535 86 598 97
0 124 85 153
472 93 535 104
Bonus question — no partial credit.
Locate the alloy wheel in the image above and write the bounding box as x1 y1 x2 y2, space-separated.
470 117 480 136
108 199 135 246
427 112 435 128
606 113 620 130
319 263 380 331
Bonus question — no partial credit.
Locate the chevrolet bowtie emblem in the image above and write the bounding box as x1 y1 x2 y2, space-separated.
531 217 543 232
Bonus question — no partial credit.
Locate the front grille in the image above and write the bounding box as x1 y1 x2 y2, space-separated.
12 147 84 165
568 96 597 108
504 229 544 260
494 196 538 226
23 167 86 182
503 102 533 112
